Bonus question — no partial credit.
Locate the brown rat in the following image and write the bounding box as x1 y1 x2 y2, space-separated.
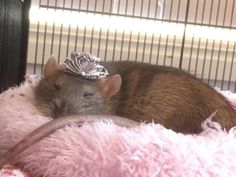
0 115 139 168
35 57 236 134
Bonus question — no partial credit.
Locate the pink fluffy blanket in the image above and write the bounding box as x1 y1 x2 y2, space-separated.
0 75 236 177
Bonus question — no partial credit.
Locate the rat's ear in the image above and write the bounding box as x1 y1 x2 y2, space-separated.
97 74 121 97
44 56 59 78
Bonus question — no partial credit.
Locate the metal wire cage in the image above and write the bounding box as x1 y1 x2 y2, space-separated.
27 0 236 92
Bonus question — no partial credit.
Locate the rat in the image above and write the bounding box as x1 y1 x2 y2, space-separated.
34 56 236 134
0 115 139 168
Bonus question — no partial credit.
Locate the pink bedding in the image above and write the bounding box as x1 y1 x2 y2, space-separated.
0 75 236 177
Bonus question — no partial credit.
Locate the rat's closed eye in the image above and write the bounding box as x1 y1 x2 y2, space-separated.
82 92 94 97
52 83 60 91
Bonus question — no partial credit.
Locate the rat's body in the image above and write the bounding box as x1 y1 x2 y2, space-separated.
103 61 236 133
35 58 236 134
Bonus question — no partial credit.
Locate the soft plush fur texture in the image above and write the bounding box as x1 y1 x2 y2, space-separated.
0 75 236 177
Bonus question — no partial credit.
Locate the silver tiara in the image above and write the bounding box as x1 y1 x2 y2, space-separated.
59 52 109 79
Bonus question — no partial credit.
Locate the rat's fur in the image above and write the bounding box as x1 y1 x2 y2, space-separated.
35 71 108 118
103 61 236 133
34 59 236 133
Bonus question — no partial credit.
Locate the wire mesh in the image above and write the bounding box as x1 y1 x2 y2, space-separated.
27 0 236 92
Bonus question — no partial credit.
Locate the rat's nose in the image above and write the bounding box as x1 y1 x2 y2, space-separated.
54 109 68 118
54 105 68 118
53 99 69 118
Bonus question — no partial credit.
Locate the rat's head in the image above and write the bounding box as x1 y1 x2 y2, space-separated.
35 56 121 118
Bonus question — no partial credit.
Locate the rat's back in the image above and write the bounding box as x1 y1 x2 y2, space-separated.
103 61 236 133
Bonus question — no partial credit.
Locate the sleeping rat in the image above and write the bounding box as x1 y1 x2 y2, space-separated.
0 115 139 168
35 56 236 134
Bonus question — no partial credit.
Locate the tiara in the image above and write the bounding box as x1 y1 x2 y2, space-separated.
59 52 109 79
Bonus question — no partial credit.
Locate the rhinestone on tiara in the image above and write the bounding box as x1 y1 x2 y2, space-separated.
59 52 109 79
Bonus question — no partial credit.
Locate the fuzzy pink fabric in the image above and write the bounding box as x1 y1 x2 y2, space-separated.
216 88 236 109
1 75 236 177
0 165 30 177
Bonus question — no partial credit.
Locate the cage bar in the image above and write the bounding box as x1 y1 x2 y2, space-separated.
26 0 236 92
